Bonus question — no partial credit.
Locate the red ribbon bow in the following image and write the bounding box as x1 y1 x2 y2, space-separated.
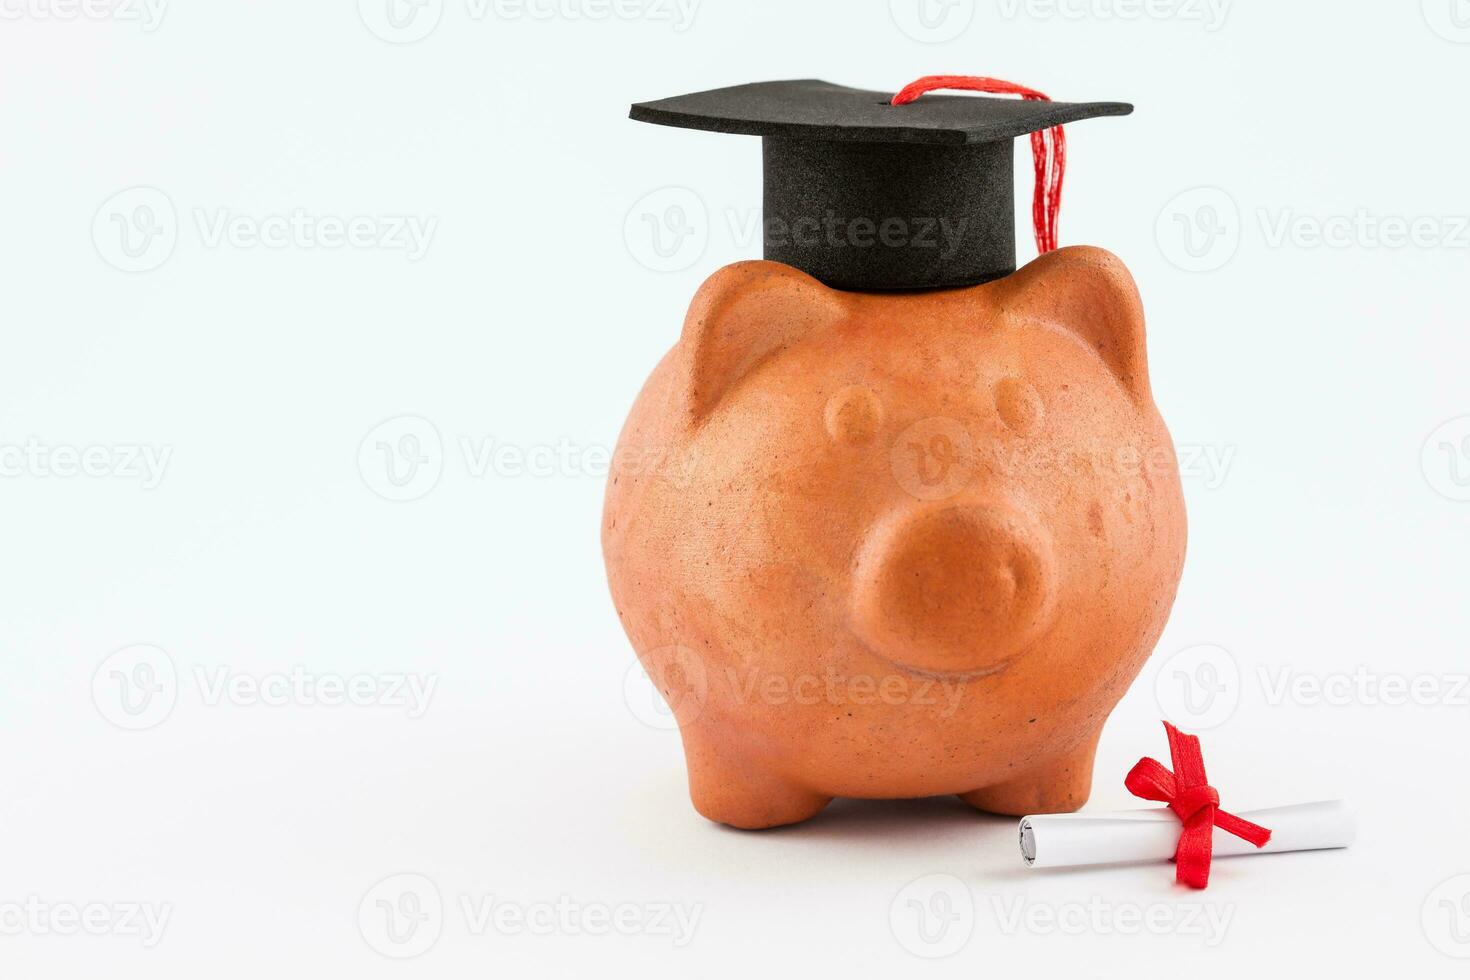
1125 722 1272 889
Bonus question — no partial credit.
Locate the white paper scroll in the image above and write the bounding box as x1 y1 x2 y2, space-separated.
1019 800 1356 870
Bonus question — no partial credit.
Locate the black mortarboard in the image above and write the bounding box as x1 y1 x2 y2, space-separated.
631 79 1132 291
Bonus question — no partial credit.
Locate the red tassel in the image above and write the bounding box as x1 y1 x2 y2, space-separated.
891 75 1067 255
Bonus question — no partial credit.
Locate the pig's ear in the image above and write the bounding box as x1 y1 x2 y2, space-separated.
996 246 1152 403
677 261 847 426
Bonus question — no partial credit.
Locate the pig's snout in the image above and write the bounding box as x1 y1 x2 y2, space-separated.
851 502 1057 676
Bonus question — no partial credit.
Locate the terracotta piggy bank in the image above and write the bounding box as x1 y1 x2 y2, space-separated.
603 246 1187 829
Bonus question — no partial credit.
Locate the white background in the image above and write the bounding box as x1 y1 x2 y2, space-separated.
2 0 1468 976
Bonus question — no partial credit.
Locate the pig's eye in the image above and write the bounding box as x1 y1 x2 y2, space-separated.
823 385 884 446
994 377 1045 435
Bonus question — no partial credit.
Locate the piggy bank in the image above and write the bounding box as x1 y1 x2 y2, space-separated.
603 246 1187 829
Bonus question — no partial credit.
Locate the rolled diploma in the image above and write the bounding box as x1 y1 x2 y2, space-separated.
1020 800 1355 870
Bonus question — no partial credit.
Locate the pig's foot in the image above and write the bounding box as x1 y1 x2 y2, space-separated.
957 736 1100 816
683 736 831 830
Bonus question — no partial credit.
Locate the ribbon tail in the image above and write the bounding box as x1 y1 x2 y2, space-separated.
1174 808 1217 889
1215 809 1273 849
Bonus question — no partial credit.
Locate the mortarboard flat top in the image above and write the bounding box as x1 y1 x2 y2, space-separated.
629 78 1134 290
630 79 1132 146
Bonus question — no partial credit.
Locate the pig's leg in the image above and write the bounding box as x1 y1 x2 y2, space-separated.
957 733 1099 816
682 732 832 830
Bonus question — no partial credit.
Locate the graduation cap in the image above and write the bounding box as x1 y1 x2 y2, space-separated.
631 78 1132 291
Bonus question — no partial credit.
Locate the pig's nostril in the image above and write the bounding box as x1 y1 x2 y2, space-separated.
851 503 1057 676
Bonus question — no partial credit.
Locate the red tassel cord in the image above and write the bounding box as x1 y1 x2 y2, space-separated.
1125 722 1273 889
891 75 1067 255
